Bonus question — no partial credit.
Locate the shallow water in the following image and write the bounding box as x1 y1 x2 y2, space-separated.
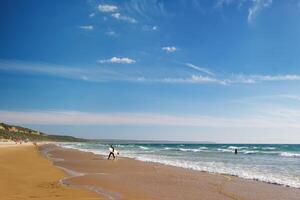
59 143 300 188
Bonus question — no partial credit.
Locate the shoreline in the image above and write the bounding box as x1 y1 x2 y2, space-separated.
41 144 300 200
59 142 300 189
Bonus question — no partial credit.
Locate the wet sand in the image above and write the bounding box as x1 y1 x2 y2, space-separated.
0 143 102 200
41 144 300 200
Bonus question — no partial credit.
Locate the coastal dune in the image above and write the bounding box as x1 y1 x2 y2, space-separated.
0 144 101 200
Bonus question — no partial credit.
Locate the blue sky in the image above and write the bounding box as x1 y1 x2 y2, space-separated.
1 0 300 143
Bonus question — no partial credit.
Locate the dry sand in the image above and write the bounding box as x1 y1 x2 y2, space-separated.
0 143 102 200
41 144 300 200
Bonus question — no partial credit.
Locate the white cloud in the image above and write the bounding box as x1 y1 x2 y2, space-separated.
111 12 138 23
248 0 272 23
158 74 300 85
142 25 159 31
232 94 300 107
133 75 226 85
162 46 177 53
277 95 300 102
106 30 117 36
190 75 225 84
0 60 120 82
2 60 300 85
152 26 158 31
215 0 273 23
98 57 136 64
1 110 300 128
160 75 226 85
78 25 93 30
185 63 214 76
254 74 300 81
226 74 300 84
89 13 95 18
98 4 118 13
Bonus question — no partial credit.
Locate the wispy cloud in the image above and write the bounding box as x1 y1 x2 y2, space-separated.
253 74 300 81
156 74 300 85
124 0 170 19
215 0 236 9
1 110 299 128
185 63 214 76
111 12 138 23
142 25 159 31
105 30 117 36
248 0 273 23
158 75 226 85
2 60 300 85
98 57 136 64
78 25 94 30
98 4 118 13
89 13 95 18
162 46 177 53
226 74 300 84
0 60 123 82
215 0 273 23
278 95 300 102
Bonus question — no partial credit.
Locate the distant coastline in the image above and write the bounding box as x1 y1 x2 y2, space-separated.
93 139 216 144
0 122 86 142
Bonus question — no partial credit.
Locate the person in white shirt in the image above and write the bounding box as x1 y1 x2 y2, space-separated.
107 145 115 160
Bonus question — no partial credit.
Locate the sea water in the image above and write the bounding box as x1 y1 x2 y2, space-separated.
59 143 300 188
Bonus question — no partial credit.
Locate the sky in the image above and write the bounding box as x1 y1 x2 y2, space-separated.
0 0 300 143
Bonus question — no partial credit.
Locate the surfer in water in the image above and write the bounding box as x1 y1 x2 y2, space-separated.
108 145 116 160
235 148 238 154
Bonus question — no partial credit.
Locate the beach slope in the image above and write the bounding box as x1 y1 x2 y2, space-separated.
0 144 101 200
43 145 300 200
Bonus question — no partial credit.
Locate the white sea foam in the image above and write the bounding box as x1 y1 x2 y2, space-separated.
179 148 202 152
228 146 248 150
217 148 233 152
280 152 300 158
139 146 149 150
262 147 276 150
133 155 300 188
58 143 300 189
243 150 259 155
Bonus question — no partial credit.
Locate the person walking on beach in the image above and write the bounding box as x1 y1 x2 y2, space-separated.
107 145 115 160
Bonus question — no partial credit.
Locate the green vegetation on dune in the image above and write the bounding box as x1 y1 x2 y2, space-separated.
0 123 87 142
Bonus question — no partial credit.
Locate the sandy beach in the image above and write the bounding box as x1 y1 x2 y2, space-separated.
1 142 299 200
0 143 101 200
38 144 300 200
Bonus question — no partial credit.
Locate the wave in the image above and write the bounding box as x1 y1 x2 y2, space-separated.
217 148 233 152
134 155 300 188
243 150 259 155
228 146 248 150
58 143 300 188
179 148 202 152
138 146 150 150
163 147 173 150
280 152 300 158
262 147 276 150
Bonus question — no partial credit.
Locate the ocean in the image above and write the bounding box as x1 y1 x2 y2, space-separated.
59 142 300 188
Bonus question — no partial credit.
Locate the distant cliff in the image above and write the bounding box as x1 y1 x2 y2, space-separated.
0 122 86 142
